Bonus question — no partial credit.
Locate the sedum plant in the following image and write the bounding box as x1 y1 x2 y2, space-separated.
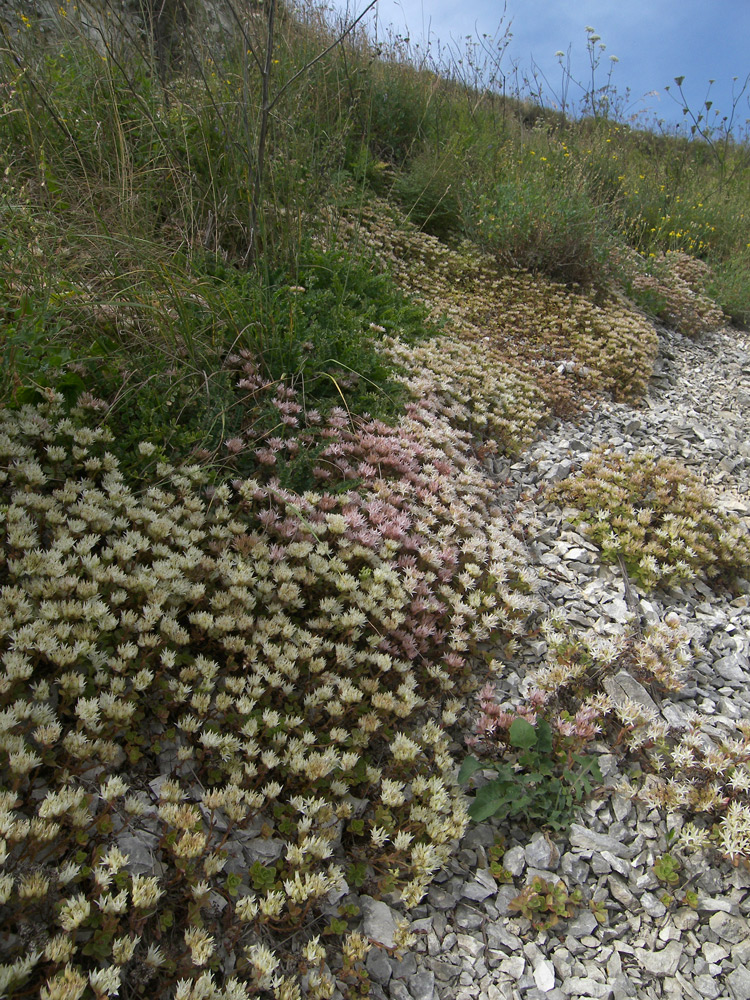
349 198 659 421
508 875 583 932
615 248 725 337
0 389 542 997
549 448 750 590
620 718 750 867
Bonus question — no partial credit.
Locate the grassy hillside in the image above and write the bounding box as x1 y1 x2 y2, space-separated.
1 2 750 997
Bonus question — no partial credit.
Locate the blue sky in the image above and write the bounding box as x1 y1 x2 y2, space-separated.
335 0 750 133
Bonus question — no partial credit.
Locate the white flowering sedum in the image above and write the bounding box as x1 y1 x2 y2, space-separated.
346 198 659 432
550 448 750 590
0 393 541 996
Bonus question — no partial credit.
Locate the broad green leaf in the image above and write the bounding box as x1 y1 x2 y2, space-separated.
535 719 554 755
457 755 484 784
509 718 537 749
468 781 509 822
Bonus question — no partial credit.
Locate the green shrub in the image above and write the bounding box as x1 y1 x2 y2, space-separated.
708 252 750 328
459 716 602 831
466 174 614 287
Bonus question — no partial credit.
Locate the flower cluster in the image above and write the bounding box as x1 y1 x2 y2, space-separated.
616 246 725 338
472 611 696 763
549 448 750 590
471 603 750 865
618 718 750 866
0 385 541 996
346 198 658 419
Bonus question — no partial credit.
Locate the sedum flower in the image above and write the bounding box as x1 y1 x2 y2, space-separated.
99 773 130 802
302 936 326 964
58 892 91 930
342 930 370 964
40 964 88 1000
390 733 421 762
380 778 406 807
184 926 215 966
131 875 165 909
144 943 166 968
0 953 40 994
89 966 122 997
370 825 390 847
111 935 140 964
18 871 49 899
245 943 280 984
0 873 13 904
44 935 74 963
235 895 259 921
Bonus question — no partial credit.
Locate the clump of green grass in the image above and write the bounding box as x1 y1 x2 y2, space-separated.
393 145 463 240
708 252 750 329
5 237 433 489
465 168 614 287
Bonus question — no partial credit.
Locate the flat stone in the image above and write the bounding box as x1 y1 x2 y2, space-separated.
591 854 611 875
601 599 633 625
424 958 455 982
567 910 599 938
408 971 436 1000
569 824 635 859
486 922 522 951
390 953 418 980
728 966 750 1000
361 896 398 949
552 950 574 979
702 942 729 964
244 837 285 863
611 974 635 1000
600 851 630 877
462 869 498 901
713 653 748 684
602 671 658 715
427 886 457 910
455 933 484 959
698 896 740 915
661 703 689 728
366 948 393 985
117 832 159 875
672 908 700 931
732 938 750 966
462 825 498 850
533 960 556 992
499 956 525 979
561 978 613 998
525 833 561 871
692 975 721 999
504 846 526 876
708 911 748 944
641 892 668 918
634 941 683 977
389 981 411 1000
608 877 636 909
657 923 681 942
495 885 521 916
458 910 485 935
